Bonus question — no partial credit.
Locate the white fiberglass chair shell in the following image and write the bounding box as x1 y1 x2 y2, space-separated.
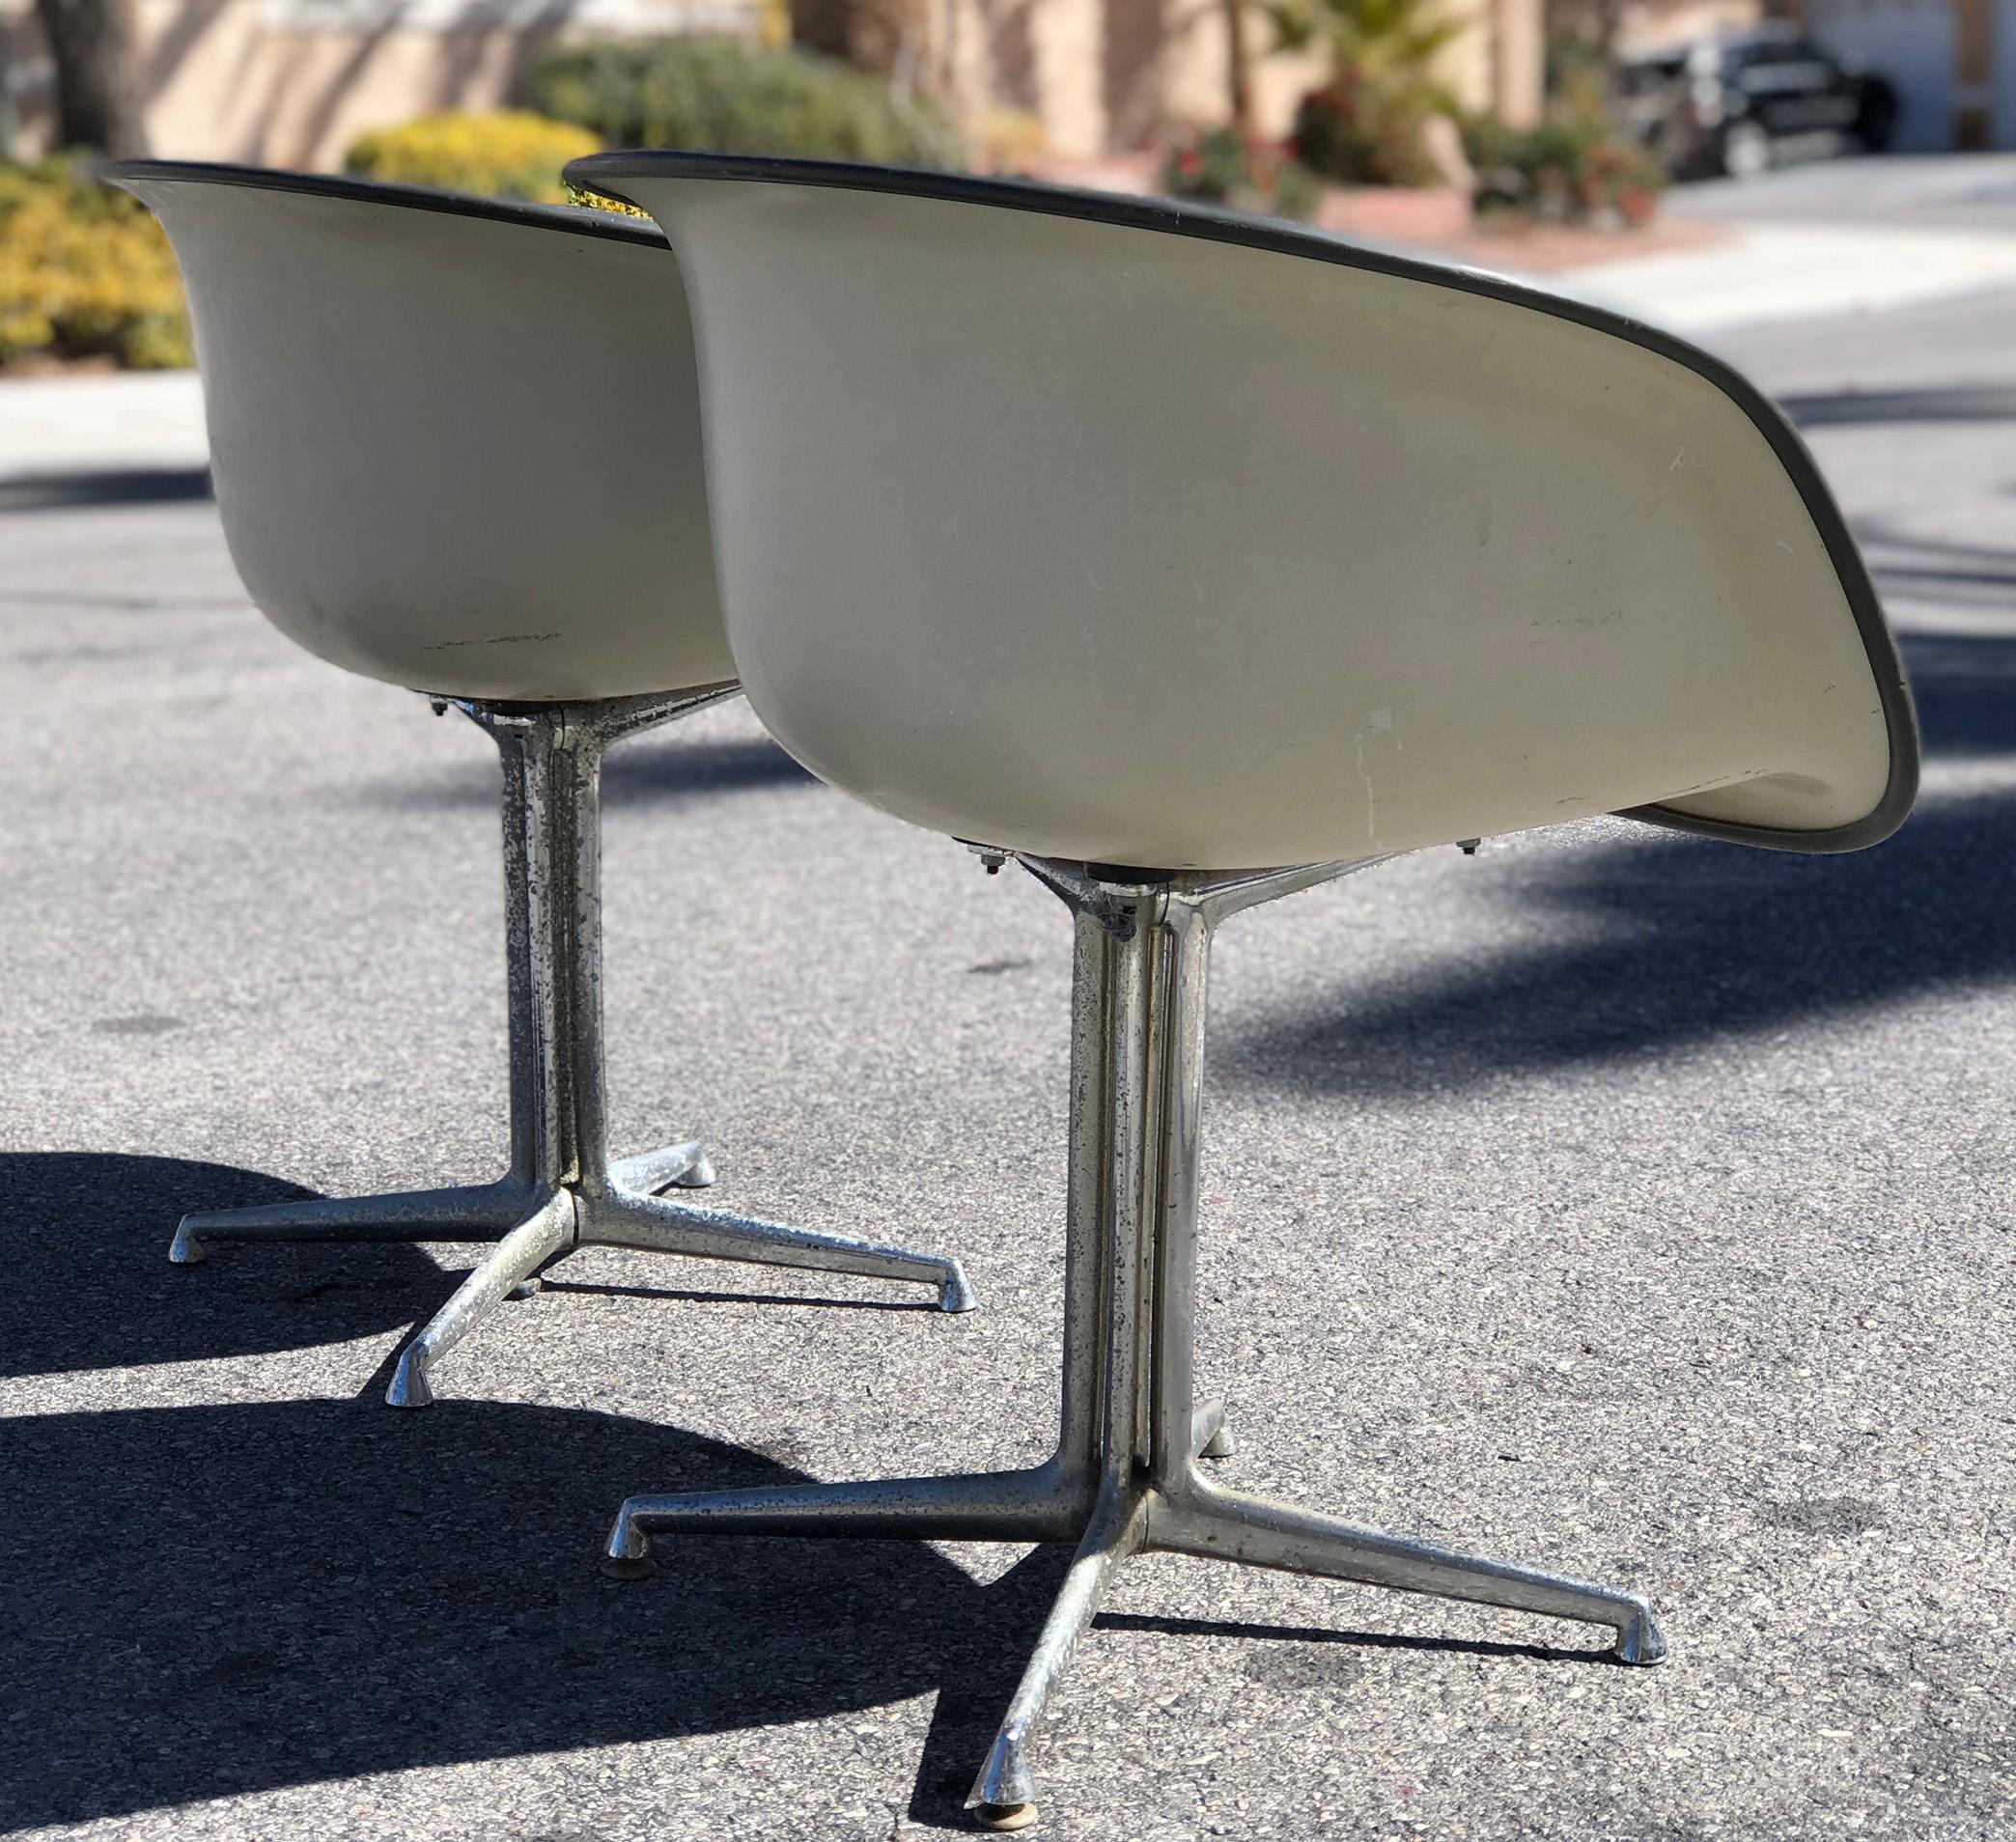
571 152 1918 1828
101 161 973 1409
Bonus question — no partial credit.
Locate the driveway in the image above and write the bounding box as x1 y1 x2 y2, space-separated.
1 289 2012 1839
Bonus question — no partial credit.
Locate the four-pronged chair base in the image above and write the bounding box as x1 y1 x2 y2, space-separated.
167 692 975 1406
602 1438 1665 1821
176 1140 975 1409
599 856 1668 1826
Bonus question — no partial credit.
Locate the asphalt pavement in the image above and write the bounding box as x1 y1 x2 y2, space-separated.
1666 152 2016 234
1567 154 2016 333
1 288 2012 1839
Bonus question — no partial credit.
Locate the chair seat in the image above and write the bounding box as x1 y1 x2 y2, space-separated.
569 154 1917 867
103 163 732 702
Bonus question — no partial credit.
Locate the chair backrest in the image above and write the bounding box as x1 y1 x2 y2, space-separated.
573 153 1916 871
102 161 731 703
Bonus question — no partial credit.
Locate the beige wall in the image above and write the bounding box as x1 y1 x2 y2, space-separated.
5 0 752 168
941 0 1540 154
1610 0 1760 55
4 0 1538 169
140 3 528 169
7 0 519 166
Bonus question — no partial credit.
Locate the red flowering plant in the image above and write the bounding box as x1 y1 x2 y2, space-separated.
1464 114 1668 227
1461 43 1669 229
1158 124 1319 220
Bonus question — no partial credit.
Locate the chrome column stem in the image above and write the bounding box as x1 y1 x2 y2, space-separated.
1147 895 1210 1488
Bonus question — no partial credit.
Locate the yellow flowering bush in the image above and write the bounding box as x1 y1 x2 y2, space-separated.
563 182 652 221
344 110 602 204
0 155 191 369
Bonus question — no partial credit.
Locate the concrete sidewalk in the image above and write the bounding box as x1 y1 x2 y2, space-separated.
0 370 208 480
1555 219 2016 337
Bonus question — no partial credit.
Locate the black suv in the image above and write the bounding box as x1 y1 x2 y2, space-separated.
1618 27 1898 180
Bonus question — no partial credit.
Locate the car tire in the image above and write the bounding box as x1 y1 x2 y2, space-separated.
1858 87 1897 153
1720 120 1771 180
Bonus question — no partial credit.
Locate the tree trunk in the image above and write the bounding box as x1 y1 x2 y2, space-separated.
31 0 150 155
790 0 929 74
1224 0 1255 133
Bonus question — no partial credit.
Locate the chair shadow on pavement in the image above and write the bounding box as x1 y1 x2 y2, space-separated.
1224 627 2016 1096
0 1148 1062 1833
0 1392 1074 1832
0 467 212 515
0 1153 1573 1834
0 1152 447 1378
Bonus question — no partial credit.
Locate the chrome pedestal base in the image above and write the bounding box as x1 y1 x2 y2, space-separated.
171 693 975 1408
603 857 1665 1828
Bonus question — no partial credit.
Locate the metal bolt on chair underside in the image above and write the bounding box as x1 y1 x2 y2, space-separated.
170 693 976 1408
603 857 1666 1828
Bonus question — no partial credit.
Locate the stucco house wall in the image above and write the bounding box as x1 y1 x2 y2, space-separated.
2 0 1538 168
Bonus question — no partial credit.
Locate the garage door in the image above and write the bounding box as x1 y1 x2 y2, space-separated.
1998 0 2015 143
1807 0 1958 149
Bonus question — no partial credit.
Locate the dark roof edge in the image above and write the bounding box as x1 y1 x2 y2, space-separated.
98 156 666 249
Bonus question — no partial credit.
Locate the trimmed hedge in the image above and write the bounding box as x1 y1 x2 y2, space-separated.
344 110 603 204
526 36 962 167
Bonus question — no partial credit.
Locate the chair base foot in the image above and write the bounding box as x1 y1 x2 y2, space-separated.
974 1804 1039 1833
1192 1397 1234 1460
606 1463 1078 1568
610 1139 715 1196
1612 1608 1669 1666
600 1551 659 1582
384 1347 436 1409
167 1220 208 1265
583 1186 977 1321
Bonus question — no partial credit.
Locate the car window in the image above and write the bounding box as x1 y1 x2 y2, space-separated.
1618 56 1685 95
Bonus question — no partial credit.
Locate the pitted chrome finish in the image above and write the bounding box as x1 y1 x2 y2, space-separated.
172 692 975 1407
602 852 1664 1828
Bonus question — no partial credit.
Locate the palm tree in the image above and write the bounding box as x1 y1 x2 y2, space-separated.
1263 0 1464 93
1263 0 1464 184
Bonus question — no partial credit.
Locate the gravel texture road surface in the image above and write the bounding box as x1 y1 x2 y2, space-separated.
1 290 2012 1841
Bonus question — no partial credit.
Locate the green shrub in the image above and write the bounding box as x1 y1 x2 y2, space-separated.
1464 112 1667 225
1290 67 1444 185
1268 0 1462 185
1159 125 1317 220
525 36 962 167
344 110 602 204
0 155 190 370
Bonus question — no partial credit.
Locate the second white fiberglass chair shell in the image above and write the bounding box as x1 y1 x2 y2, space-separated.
570 153 1918 1828
101 161 973 1409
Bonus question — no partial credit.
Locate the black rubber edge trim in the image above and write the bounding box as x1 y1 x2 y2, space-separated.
567 150 1920 855
97 156 666 249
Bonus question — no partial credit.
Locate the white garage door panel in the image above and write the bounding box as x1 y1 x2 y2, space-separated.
1808 0 1957 149
1998 0 2016 146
